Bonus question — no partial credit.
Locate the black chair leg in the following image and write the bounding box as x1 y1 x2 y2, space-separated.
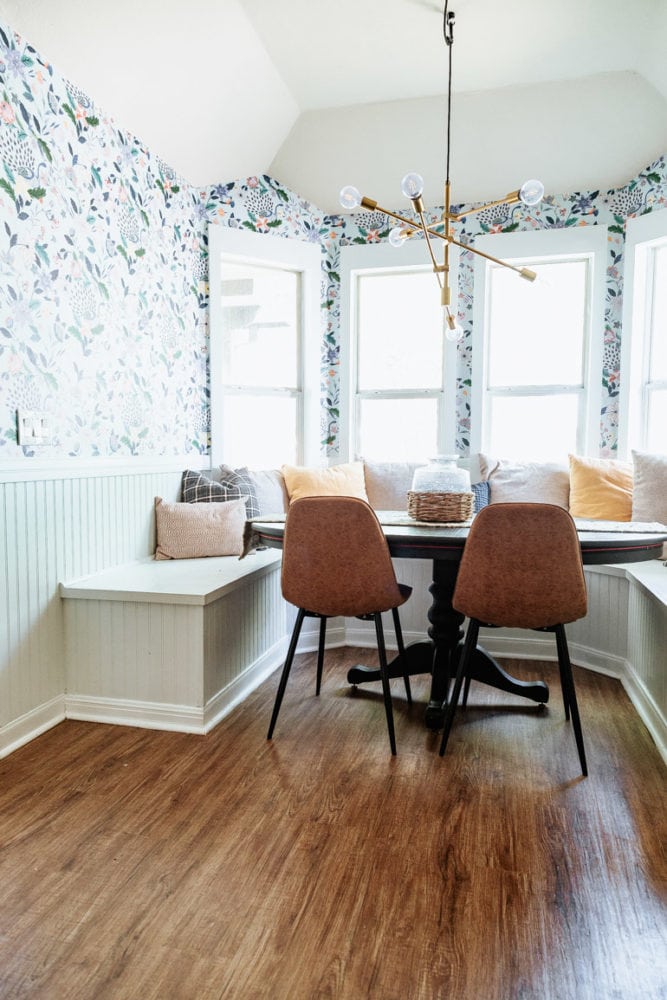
315 615 327 695
391 607 412 705
555 625 588 776
267 607 306 740
374 613 397 755
439 620 479 757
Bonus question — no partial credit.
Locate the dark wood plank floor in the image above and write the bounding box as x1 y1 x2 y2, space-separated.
1 650 666 1000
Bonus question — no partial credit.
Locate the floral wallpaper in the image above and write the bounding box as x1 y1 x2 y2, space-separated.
0 21 327 461
1 15 666 463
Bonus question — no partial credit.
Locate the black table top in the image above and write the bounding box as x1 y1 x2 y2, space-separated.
250 514 667 566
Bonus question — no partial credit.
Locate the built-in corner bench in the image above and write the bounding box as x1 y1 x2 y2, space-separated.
60 548 666 761
59 549 285 734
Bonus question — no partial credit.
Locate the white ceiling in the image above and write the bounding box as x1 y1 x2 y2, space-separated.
1 0 666 211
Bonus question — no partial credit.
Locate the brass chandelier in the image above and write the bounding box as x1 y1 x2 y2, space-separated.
339 0 544 340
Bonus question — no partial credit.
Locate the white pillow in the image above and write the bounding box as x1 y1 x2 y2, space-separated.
632 450 667 526
479 454 570 509
247 469 289 516
154 497 247 560
363 460 421 510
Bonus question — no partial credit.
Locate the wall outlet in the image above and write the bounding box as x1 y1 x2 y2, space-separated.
17 409 53 446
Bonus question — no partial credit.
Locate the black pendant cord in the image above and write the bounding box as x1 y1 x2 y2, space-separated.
443 2 454 186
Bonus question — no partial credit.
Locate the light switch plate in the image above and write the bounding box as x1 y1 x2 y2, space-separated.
17 409 53 446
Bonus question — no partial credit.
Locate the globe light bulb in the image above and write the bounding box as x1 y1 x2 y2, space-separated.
339 185 362 210
400 172 424 201
444 310 463 342
388 227 405 248
519 179 545 207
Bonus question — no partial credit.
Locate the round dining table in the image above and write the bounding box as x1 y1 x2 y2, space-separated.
249 514 667 729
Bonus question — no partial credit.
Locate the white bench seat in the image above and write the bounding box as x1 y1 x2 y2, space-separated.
60 549 282 606
59 550 287 735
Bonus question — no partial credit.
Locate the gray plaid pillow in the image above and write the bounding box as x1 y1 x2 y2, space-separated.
181 469 259 518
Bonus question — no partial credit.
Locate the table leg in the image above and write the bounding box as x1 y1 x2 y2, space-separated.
346 557 549 730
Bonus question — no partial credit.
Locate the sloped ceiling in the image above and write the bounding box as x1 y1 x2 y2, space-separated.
1 0 666 211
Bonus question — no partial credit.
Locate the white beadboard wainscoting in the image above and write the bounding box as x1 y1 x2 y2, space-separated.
0 459 204 757
61 550 287 733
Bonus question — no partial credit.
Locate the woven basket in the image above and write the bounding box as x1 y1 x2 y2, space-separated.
407 490 474 523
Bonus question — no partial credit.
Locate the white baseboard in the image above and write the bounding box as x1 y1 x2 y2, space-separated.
619 664 667 766
203 639 288 732
64 640 289 736
65 694 206 733
0 695 66 758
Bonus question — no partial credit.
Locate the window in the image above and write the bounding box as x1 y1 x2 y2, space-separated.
621 210 667 455
471 226 607 460
209 226 321 469
340 242 458 462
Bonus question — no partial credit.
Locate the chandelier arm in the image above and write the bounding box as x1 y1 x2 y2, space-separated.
447 192 521 221
445 233 532 277
416 214 443 289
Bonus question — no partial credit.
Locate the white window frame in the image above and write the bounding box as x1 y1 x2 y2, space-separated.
339 240 459 463
470 225 607 459
208 225 321 468
619 208 667 457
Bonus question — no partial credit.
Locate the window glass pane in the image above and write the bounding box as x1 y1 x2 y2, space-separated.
223 395 298 468
487 261 587 387
357 271 443 390
646 389 667 452
650 247 667 379
487 394 579 461
221 261 298 388
359 397 438 463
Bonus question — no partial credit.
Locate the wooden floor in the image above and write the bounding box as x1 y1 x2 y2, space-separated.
1 651 666 1000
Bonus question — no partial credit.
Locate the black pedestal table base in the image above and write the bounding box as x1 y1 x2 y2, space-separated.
346 556 549 730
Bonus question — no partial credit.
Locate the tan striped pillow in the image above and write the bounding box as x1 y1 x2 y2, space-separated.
154 497 247 560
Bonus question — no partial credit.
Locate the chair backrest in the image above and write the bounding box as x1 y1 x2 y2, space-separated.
281 496 404 618
453 503 588 629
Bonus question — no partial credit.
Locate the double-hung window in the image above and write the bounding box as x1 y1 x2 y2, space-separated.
209 226 321 469
621 210 667 455
340 242 458 462
471 226 607 460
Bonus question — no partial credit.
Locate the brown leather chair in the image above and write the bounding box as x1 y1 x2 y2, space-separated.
267 495 412 754
439 502 589 775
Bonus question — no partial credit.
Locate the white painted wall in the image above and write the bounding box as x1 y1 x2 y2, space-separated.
270 72 667 213
0 0 299 185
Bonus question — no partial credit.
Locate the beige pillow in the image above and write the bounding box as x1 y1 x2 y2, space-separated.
281 461 369 503
247 468 289 515
568 454 633 521
631 450 667 525
363 460 421 510
154 497 247 559
479 454 570 508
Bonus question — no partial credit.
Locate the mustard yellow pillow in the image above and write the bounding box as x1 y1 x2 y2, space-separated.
281 461 369 503
568 455 633 521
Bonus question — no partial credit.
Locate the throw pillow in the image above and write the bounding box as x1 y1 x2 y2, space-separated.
154 497 247 560
218 466 260 518
181 468 259 518
631 450 667 525
472 480 490 514
182 469 226 503
568 454 633 521
281 461 369 503
363 460 421 510
478 454 570 508
246 468 290 516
